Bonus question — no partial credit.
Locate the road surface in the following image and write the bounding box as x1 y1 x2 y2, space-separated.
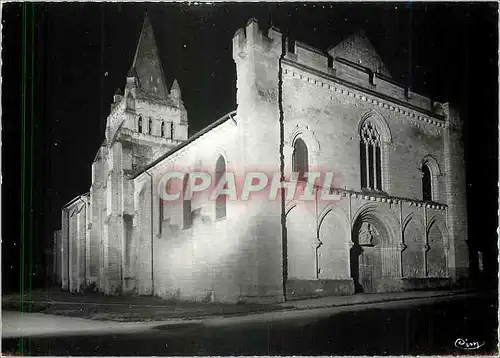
2 292 497 356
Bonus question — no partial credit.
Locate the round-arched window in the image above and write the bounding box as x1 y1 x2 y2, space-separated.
292 138 309 181
138 116 143 133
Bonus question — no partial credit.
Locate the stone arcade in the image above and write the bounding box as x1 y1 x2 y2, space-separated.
53 16 469 302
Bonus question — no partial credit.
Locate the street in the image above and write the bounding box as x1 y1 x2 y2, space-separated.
2 292 497 356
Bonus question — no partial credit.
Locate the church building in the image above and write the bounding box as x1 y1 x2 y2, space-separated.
54 16 469 303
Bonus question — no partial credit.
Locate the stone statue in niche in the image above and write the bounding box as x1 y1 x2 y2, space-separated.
358 222 379 246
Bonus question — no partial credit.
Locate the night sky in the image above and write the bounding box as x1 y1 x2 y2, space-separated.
2 3 498 291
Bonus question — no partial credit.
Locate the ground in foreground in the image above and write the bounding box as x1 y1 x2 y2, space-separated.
2 291 497 356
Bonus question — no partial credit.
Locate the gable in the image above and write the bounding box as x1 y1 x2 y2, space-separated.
327 30 392 78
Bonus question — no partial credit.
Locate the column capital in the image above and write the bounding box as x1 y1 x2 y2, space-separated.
421 243 430 252
314 239 323 249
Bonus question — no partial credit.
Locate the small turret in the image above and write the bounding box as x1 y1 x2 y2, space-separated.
126 67 137 89
113 88 123 103
170 79 187 124
110 88 124 112
170 79 181 101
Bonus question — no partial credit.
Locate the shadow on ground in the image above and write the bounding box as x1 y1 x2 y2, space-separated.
2 290 281 322
2 293 497 356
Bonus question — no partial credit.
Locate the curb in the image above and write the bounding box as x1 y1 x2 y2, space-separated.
277 290 475 311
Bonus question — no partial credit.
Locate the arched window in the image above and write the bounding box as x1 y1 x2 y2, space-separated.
148 118 153 135
170 122 174 139
215 156 226 219
360 120 382 190
183 174 192 228
422 164 432 201
138 116 143 133
161 121 165 137
421 156 440 202
292 138 309 181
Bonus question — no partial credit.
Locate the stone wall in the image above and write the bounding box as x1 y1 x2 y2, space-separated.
57 18 468 301
281 58 446 200
61 208 69 290
443 104 469 281
62 195 90 292
126 19 465 301
52 230 62 285
133 115 262 302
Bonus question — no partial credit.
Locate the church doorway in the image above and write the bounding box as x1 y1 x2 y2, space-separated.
350 218 385 293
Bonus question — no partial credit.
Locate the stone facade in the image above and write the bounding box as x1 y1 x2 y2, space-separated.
56 17 469 302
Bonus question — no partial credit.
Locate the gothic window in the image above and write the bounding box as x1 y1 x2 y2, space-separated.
360 120 382 190
422 164 432 201
148 118 153 135
170 122 174 139
161 121 165 137
292 138 309 181
215 155 226 219
183 174 192 228
138 116 143 133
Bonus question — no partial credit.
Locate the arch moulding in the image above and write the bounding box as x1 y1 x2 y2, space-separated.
402 212 426 233
317 205 350 245
426 215 449 248
355 110 392 144
288 123 321 156
351 202 400 247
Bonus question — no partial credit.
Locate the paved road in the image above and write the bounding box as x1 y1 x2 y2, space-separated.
2 293 497 356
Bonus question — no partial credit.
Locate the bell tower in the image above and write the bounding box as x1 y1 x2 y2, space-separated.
92 13 190 294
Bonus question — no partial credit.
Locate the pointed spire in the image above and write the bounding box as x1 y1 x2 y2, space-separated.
130 13 169 100
170 79 181 99
113 87 123 103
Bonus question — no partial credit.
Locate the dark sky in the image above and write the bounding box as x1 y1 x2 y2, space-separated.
2 3 498 290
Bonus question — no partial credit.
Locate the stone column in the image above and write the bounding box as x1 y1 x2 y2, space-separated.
398 243 407 277
443 244 450 277
130 214 139 280
422 243 430 277
314 239 321 279
345 240 354 278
